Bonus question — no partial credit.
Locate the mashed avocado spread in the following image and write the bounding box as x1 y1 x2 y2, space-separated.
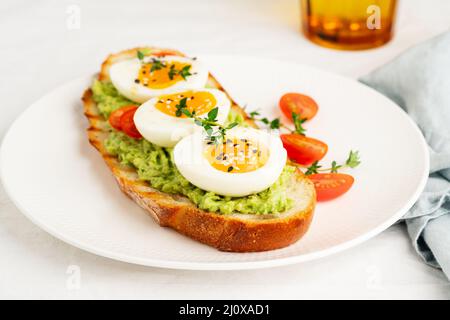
92 80 294 215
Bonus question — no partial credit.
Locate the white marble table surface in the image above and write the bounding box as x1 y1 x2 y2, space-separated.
1 0 449 299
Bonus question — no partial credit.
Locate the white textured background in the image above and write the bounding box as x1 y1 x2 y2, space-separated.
0 0 449 299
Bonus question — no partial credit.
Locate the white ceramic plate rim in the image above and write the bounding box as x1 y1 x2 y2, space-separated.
0 56 429 270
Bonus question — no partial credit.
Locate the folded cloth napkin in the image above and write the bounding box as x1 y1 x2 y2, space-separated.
360 30 450 280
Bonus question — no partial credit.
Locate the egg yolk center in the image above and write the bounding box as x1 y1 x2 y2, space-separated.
155 91 216 118
205 138 269 174
137 61 191 89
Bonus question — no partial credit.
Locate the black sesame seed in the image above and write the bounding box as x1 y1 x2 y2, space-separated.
134 79 140 83
227 166 233 172
233 143 239 147
223 155 228 160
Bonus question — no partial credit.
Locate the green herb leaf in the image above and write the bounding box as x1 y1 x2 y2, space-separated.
345 150 361 168
331 161 342 173
249 111 260 118
305 161 321 175
181 108 192 117
178 65 192 80
174 97 188 117
177 97 188 108
207 107 219 121
137 50 145 60
226 122 238 130
292 112 307 135
150 58 166 72
168 64 177 80
270 118 281 129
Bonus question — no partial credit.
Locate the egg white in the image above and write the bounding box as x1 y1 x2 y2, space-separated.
109 56 209 103
133 88 231 148
173 127 287 197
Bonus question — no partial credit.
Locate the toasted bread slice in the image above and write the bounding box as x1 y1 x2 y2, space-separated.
82 47 315 252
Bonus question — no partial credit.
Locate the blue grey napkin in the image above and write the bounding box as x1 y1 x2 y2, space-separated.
360 31 450 280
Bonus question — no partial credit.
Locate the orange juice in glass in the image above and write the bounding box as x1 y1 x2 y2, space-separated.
301 0 397 50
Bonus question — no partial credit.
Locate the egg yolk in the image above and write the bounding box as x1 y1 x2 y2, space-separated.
155 91 216 118
205 138 269 174
137 61 191 89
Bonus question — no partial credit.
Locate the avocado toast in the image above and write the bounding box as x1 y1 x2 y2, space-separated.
82 47 315 252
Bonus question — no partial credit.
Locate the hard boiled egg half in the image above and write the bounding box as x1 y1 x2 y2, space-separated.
134 89 231 147
173 127 287 197
109 55 208 103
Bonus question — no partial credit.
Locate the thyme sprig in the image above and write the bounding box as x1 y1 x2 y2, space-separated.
168 64 192 80
248 110 285 130
249 110 307 135
149 58 166 72
175 98 238 144
136 51 193 80
248 108 361 175
304 150 361 175
292 112 307 135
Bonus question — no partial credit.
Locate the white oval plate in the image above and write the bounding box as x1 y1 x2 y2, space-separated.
0 55 428 270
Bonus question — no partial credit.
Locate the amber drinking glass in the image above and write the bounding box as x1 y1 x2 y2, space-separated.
301 0 397 50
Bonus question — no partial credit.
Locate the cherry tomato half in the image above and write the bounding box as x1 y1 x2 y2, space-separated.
279 93 318 121
109 105 139 131
280 134 327 165
120 108 142 139
308 173 354 201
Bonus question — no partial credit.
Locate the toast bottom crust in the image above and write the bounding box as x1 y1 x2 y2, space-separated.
116 172 314 252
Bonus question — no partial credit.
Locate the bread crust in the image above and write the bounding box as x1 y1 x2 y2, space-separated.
82 47 315 252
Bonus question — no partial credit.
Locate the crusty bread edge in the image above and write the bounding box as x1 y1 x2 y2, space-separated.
82 47 316 252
